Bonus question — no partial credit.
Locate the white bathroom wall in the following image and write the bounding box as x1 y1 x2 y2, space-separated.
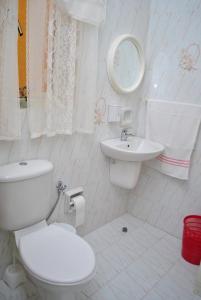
128 0 201 238
0 0 150 279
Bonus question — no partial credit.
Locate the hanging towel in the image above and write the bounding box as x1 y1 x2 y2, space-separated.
145 99 201 180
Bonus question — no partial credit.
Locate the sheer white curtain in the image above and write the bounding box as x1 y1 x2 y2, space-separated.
57 0 107 134
46 1 77 136
27 0 48 138
27 0 77 138
0 0 21 140
27 0 106 137
73 24 99 133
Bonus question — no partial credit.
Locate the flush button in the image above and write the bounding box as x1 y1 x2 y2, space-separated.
19 161 27 166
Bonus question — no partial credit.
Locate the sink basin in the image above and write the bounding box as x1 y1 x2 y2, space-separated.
100 136 164 189
101 137 164 162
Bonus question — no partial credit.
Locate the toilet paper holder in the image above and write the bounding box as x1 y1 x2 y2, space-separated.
65 187 84 213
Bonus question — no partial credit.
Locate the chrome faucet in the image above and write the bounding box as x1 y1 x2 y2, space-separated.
120 129 135 141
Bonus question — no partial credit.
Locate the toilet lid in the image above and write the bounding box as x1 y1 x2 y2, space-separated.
19 225 95 285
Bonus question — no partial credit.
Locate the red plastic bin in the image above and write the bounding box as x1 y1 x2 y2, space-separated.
182 215 201 265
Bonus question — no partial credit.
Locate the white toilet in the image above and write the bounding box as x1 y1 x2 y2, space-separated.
0 160 95 300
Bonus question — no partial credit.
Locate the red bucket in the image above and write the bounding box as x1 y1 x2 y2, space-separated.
182 215 201 265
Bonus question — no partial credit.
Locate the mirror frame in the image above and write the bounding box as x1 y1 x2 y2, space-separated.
107 34 145 94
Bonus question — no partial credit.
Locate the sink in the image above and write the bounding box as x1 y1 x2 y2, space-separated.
100 137 164 189
101 137 164 162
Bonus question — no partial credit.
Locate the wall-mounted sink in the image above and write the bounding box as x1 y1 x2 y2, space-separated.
100 137 164 189
101 137 164 162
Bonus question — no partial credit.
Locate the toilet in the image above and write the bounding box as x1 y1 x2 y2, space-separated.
0 160 95 300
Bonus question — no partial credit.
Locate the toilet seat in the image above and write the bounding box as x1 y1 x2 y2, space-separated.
18 224 95 286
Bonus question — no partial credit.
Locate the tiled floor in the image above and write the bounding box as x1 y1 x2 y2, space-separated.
78 213 200 300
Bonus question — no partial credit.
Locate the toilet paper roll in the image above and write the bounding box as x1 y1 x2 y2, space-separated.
73 195 85 227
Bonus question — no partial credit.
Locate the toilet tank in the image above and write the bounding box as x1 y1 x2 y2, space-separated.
0 160 53 231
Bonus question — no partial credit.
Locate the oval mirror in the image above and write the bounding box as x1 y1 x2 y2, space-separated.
107 35 145 94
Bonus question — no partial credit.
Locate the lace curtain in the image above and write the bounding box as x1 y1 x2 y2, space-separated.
28 0 106 137
73 23 98 133
57 0 107 134
0 0 21 140
27 0 77 138
27 0 48 138
46 2 77 136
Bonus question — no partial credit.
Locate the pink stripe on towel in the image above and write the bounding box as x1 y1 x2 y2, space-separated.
157 154 190 167
159 154 189 164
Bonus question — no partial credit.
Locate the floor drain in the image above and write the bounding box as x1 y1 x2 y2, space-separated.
122 226 128 233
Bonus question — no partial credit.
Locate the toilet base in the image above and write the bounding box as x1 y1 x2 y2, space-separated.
32 276 82 300
43 289 76 300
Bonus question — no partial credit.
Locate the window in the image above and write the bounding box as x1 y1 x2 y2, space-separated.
18 0 27 108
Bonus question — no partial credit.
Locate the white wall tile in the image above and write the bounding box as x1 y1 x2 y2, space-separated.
129 0 201 238
0 0 150 278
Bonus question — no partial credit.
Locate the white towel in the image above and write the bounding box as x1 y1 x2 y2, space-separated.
145 99 201 180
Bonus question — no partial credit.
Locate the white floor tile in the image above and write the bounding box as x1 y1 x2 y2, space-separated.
164 234 181 250
166 261 198 294
108 271 146 300
110 214 144 234
93 222 125 245
76 291 90 300
84 230 110 254
153 275 194 300
81 278 101 297
90 285 118 300
177 256 198 276
193 295 201 300
101 243 134 272
130 227 159 249
83 214 199 300
142 248 174 276
94 253 118 287
117 234 147 260
142 223 166 239
126 258 161 292
153 237 180 264
142 289 164 300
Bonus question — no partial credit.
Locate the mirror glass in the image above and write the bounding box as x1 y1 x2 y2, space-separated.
114 40 140 90
107 35 145 94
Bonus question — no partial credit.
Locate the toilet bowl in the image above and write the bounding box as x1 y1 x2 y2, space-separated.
16 222 96 300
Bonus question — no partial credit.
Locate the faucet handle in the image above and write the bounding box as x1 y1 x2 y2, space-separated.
121 128 128 133
120 128 136 141
127 131 136 137
122 128 135 135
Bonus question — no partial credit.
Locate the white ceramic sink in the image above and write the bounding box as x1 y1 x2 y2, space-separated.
101 137 164 162
100 136 164 189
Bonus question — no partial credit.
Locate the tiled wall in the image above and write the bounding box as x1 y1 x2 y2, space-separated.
3 0 201 287
0 0 150 279
128 0 201 238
